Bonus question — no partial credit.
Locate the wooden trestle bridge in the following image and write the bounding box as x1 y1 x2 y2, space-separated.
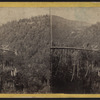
50 47 100 93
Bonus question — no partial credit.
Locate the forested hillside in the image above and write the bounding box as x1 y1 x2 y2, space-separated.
52 15 91 47
81 22 100 50
52 16 100 50
0 14 100 93
0 15 51 93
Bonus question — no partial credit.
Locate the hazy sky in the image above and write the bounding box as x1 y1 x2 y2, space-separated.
0 7 100 25
0 8 49 25
51 7 100 24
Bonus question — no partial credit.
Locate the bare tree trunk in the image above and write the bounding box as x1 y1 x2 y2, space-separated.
91 61 94 70
71 63 75 81
85 61 89 77
77 62 79 78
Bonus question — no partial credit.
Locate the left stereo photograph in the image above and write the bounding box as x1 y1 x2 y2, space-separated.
0 8 51 93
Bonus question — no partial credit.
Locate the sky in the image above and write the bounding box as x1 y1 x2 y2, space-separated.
0 7 100 25
51 7 100 24
0 7 49 25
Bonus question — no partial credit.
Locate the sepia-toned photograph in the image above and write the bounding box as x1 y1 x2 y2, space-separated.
51 7 100 94
0 7 100 94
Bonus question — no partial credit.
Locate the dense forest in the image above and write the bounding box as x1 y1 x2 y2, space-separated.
0 15 51 93
0 14 100 93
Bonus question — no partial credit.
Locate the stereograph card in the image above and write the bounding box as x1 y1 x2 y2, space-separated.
0 2 98 98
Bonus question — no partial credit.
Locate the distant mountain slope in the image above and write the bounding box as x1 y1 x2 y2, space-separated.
52 15 90 29
52 15 100 50
52 15 91 47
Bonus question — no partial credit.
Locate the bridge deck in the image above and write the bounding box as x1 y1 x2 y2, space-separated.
50 47 100 52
